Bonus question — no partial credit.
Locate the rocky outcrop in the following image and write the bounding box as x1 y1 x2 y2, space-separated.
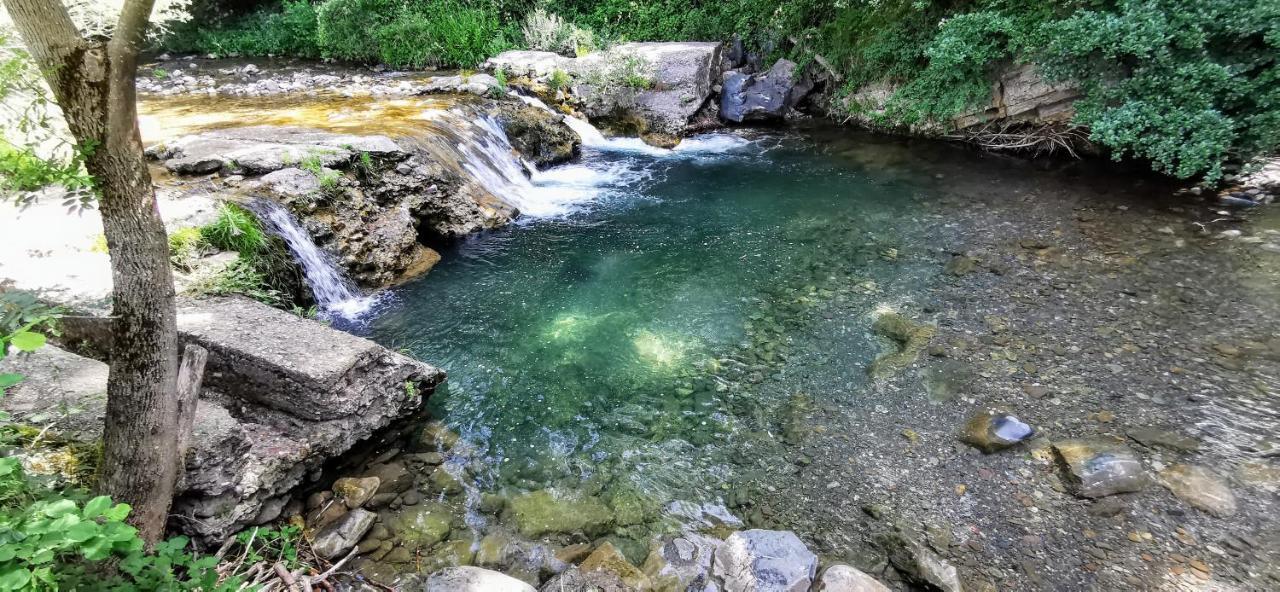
151 97 579 289
844 63 1078 134
491 102 580 167
721 59 814 122
486 42 724 136
18 297 445 544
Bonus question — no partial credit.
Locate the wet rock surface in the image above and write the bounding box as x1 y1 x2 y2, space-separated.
721 59 814 123
713 529 818 592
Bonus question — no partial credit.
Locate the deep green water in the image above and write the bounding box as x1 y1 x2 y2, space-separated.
359 125 954 538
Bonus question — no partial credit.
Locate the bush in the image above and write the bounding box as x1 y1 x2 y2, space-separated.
1038 0 1279 182
522 8 596 55
316 0 401 62
163 0 320 57
200 203 267 257
375 2 512 68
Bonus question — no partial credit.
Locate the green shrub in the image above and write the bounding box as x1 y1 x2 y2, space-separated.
200 204 267 257
164 0 320 57
167 227 207 270
374 2 512 68
1038 0 1279 182
316 0 402 62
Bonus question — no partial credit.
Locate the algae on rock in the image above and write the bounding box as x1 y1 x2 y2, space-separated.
867 312 937 379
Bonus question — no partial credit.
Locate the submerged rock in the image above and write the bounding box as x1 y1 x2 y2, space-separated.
1126 427 1200 453
867 312 937 379
580 542 649 589
642 533 721 591
1159 464 1238 517
507 489 615 537
388 501 454 548
422 566 536 592
712 529 817 592
959 409 1035 453
814 565 892 592
720 59 813 123
538 567 629 592
1052 439 1148 498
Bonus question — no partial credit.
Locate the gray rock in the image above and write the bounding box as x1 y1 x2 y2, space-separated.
154 126 404 175
814 565 892 592
260 167 320 197
176 298 443 421
311 508 376 559
712 529 817 592
0 345 108 441
1052 439 1148 498
1126 427 1200 452
1159 464 1237 517
422 566 536 592
643 533 721 591
333 476 381 509
720 59 813 123
883 534 962 592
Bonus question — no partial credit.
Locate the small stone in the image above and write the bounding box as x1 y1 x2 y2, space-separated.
333 476 380 509
311 508 376 559
1127 427 1200 453
813 564 891 591
959 409 1035 453
388 502 453 549
581 542 648 589
1052 439 1148 498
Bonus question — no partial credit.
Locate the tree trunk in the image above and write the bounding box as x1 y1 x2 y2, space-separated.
3 0 182 544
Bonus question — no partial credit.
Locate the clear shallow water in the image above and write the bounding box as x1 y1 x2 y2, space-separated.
359 127 944 523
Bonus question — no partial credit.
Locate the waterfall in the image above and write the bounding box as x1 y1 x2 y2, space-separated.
247 198 376 320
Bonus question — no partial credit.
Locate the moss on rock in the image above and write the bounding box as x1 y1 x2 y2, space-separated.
506 488 614 537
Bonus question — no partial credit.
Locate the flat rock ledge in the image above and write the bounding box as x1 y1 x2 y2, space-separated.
2 297 444 543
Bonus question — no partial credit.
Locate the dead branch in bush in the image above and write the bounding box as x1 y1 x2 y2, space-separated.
949 121 1090 158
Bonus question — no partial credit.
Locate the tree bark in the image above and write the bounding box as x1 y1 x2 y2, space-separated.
3 0 182 544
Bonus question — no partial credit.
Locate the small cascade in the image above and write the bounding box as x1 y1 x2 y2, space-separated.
247 198 376 320
511 93 754 156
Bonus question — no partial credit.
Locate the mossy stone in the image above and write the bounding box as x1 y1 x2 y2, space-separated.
507 489 615 537
388 501 453 549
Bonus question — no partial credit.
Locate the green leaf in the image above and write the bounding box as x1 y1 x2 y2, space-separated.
0 373 22 389
41 498 77 518
8 331 45 352
102 502 131 522
0 566 31 592
81 496 111 520
80 536 113 561
64 520 99 543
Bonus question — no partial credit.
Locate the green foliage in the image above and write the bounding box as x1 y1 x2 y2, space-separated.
159 0 1278 180
548 68 571 92
167 227 208 271
316 0 401 62
0 35 93 201
188 258 286 307
0 291 59 365
163 0 320 57
1038 0 1279 182
200 204 268 257
374 1 513 68
522 8 596 55
0 460 246 591
493 66 509 90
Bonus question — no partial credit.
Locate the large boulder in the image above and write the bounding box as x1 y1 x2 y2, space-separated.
712 529 818 592
43 298 445 543
488 42 724 135
720 59 813 122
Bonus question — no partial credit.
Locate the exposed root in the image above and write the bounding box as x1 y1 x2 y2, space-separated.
949 121 1091 158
